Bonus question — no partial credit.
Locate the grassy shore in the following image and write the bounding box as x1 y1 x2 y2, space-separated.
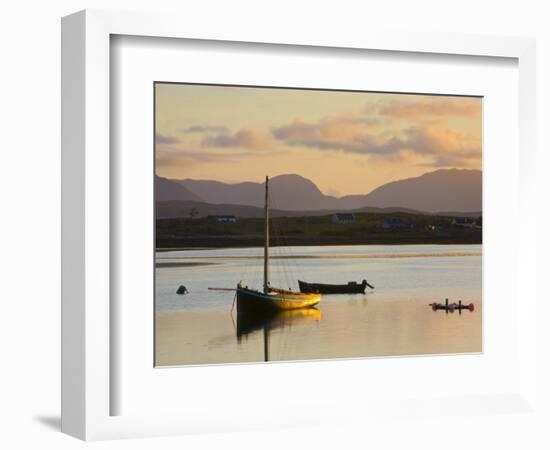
156 211 482 249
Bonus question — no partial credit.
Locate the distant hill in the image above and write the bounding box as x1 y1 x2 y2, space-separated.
177 174 341 210
174 179 261 206
164 169 481 214
156 176 202 202
361 169 482 213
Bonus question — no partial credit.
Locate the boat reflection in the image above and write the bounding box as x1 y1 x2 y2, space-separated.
236 308 322 361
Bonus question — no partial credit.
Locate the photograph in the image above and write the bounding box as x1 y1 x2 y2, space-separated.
154 83 482 366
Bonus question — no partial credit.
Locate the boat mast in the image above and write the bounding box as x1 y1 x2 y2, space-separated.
263 175 269 294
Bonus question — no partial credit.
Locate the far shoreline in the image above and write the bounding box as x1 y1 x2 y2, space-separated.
156 241 483 253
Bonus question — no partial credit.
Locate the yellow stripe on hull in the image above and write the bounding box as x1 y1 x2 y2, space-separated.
236 287 321 312
268 287 321 302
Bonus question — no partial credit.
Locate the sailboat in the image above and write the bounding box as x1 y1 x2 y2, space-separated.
236 176 322 313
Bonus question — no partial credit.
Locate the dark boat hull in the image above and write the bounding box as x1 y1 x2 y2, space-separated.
298 280 371 294
236 287 321 314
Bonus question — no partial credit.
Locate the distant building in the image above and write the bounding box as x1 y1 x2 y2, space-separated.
451 218 477 228
381 218 411 229
208 215 237 223
332 213 355 224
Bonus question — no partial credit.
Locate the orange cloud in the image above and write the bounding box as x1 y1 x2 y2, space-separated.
272 116 480 169
272 115 380 148
402 126 476 155
201 128 273 150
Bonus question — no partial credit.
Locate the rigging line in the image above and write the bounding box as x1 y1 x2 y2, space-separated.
230 223 248 286
269 198 294 289
272 198 301 285
230 291 237 314
254 237 263 289
269 199 303 289
242 244 261 291
283 223 307 287
236 247 251 289
278 239 297 289
229 292 237 331
284 248 294 289
272 227 286 289
249 244 258 286
250 219 264 288
240 217 260 290
277 246 290 290
269 213 284 288
273 215 292 290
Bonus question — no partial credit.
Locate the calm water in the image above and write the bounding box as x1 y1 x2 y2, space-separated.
155 244 482 366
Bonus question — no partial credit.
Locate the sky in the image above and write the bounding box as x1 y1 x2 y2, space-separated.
155 83 482 197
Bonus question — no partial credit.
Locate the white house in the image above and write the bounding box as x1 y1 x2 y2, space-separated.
209 215 237 223
332 213 355 224
451 218 477 228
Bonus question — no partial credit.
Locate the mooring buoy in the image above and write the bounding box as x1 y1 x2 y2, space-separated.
176 285 188 295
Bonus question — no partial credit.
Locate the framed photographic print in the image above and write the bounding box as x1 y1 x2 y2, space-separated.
154 83 483 367
61 9 538 441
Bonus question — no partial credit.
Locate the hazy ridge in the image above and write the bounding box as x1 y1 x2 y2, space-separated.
156 169 482 217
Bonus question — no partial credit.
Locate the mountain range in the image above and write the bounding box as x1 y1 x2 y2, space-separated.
156 175 202 202
156 169 481 216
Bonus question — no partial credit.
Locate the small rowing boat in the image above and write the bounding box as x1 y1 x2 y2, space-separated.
298 279 374 294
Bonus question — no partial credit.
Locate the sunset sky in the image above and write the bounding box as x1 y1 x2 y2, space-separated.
155 83 482 197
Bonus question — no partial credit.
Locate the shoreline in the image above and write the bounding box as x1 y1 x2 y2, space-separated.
155 261 217 268
156 242 482 252
156 251 481 260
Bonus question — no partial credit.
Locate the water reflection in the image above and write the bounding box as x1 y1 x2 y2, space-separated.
155 244 482 366
236 308 322 361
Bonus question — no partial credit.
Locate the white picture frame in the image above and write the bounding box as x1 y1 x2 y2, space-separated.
61 9 537 441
